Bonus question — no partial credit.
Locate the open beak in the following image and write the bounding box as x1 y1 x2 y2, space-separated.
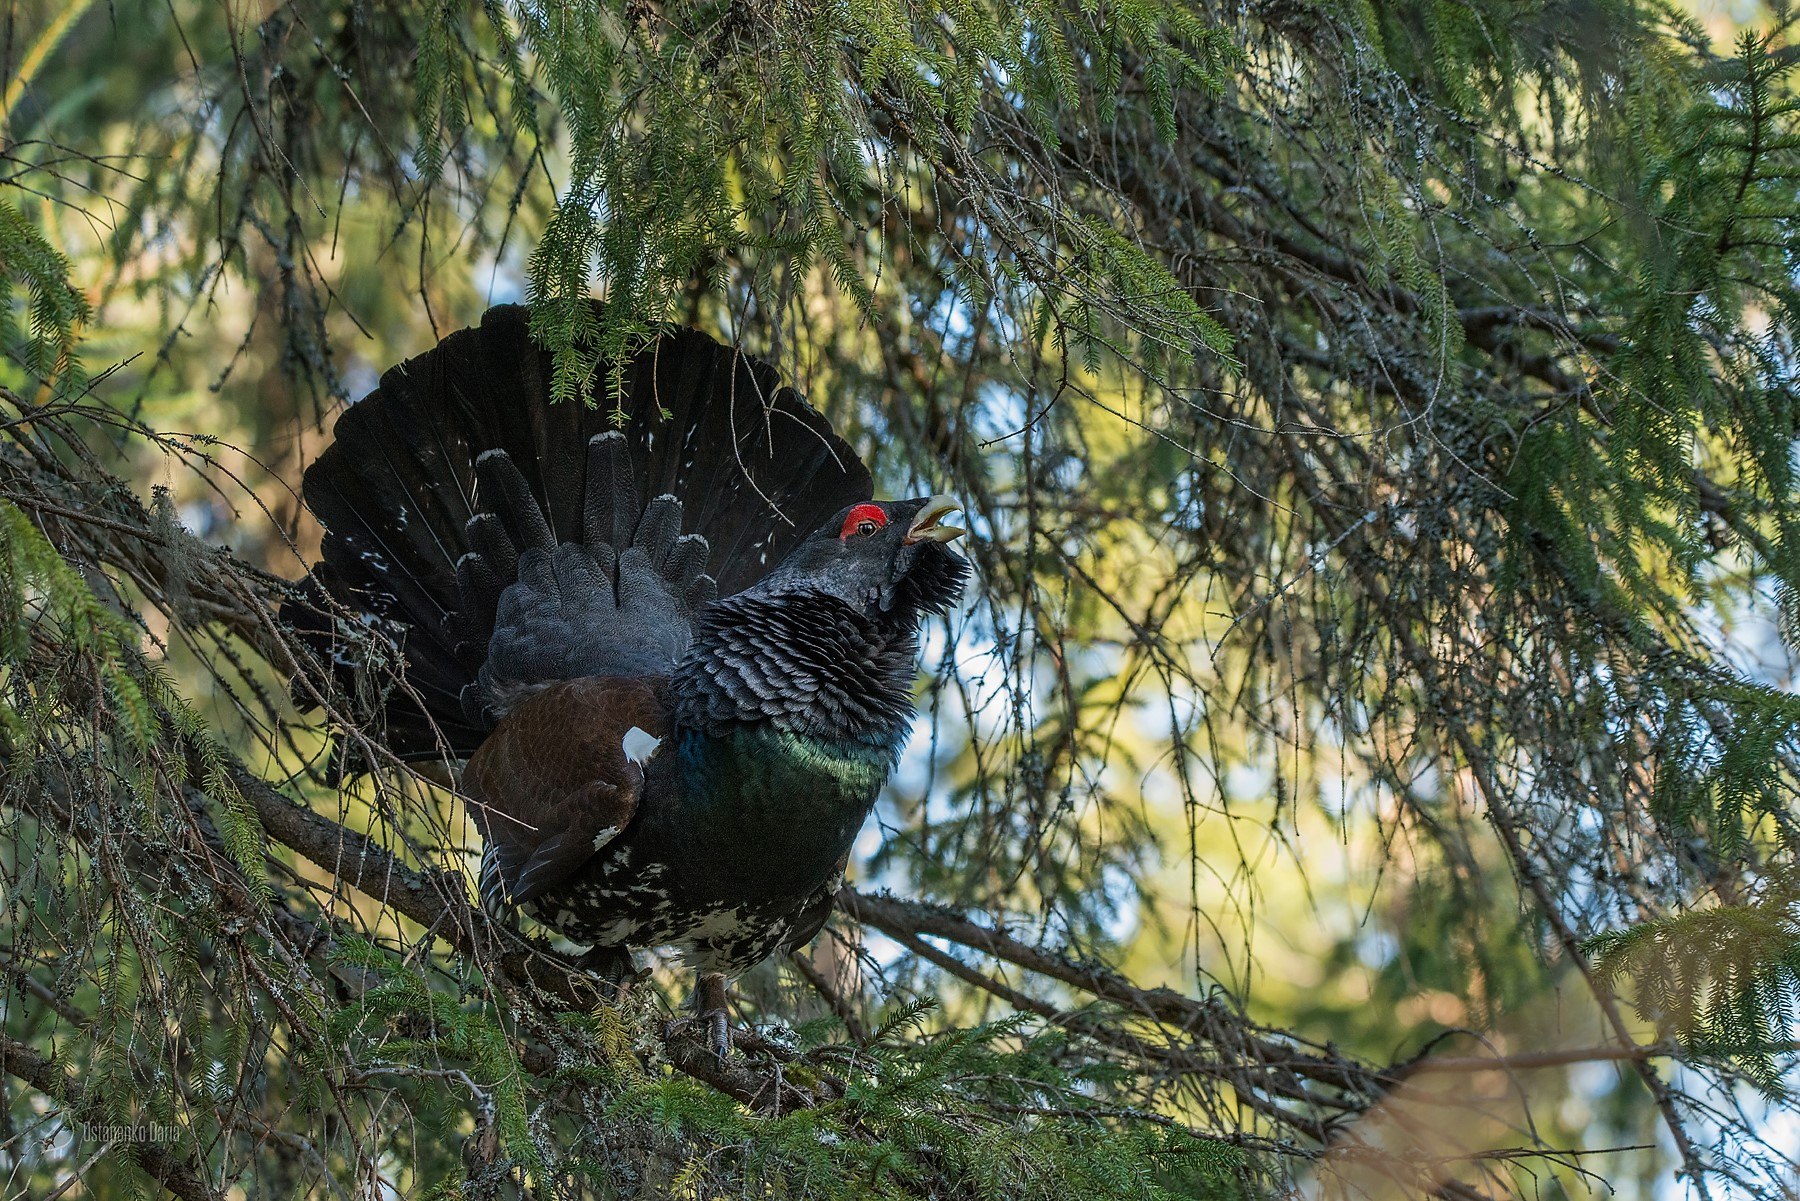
904 495 966 545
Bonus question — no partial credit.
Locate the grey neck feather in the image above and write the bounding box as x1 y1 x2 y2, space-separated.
672 590 919 747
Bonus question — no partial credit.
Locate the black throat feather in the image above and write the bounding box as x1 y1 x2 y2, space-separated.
672 591 920 749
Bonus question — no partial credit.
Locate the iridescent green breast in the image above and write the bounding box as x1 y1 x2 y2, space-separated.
678 725 893 819
760 728 892 796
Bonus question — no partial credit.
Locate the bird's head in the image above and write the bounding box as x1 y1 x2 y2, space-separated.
755 495 970 625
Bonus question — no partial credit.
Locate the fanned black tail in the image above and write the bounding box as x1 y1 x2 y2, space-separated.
284 303 872 764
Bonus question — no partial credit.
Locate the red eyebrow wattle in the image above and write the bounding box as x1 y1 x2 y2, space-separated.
840 503 889 538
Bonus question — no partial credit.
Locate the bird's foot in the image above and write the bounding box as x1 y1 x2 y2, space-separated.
704 1008 730 1064
575 945 645 1001
697 972 731 1064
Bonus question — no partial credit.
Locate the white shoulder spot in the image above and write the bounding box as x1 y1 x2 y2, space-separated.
622 726 663 767
591 824 621 851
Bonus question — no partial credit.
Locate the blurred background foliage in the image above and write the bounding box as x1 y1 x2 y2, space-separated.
0 0 1796 1197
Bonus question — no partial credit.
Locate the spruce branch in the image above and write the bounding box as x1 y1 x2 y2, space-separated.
0 1035 221 1201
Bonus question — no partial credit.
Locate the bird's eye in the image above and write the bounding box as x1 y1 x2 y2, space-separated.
839 503 889 540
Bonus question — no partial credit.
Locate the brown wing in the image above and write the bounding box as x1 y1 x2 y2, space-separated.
465 675 672 913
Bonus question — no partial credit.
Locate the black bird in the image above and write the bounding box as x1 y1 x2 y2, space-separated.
288 303 968 1054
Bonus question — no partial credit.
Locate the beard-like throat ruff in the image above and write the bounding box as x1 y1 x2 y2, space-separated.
884 542 971 622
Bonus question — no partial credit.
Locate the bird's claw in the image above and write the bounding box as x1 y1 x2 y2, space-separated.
664 1006 733 1064
704 1006 730 1064
696 971 732 1064
574 945 645 1001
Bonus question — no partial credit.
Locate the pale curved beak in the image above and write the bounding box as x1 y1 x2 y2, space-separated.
904 495 966 545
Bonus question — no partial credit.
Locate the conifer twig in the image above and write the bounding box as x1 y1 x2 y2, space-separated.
0 1035 221 1201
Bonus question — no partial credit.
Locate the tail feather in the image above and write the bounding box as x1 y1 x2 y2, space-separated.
474 449 556 554
584 431 640 550
286 303 872 764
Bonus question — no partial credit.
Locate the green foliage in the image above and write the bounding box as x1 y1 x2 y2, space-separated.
7 0 1800 1194
329 941 1248 1199
330 937 543 1173
1650 678 1800 858
1608 17 1800 602
1491 8 1800 621
0 491 309 1193
0 200 87 393
1588 897 1800 1093
0 498 272 897
430 0 1240 398
610 1029 1244 1200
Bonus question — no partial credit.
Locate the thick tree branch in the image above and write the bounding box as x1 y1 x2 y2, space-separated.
843 888 1383 1098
